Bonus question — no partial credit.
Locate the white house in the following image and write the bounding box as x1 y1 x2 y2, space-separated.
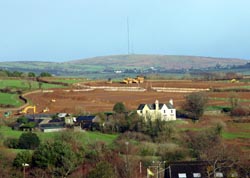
137 99 176 121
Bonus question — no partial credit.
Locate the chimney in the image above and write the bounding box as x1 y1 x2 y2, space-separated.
155 100 159 110
169 99 173 106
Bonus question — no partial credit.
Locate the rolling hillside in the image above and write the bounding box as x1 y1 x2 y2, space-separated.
0 54 249 76
69 54 248 69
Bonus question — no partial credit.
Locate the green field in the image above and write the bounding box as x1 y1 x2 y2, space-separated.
0 93 22 107
222 132 250 139
0 79 66 90
0 126 118 146
0 79 69 107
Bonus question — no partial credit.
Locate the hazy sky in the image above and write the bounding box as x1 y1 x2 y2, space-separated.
1 0 250 62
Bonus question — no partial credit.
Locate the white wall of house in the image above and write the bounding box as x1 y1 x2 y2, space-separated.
159 104 176 121
137 100 176 121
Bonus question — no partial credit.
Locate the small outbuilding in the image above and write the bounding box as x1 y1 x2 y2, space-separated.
75 116 100 130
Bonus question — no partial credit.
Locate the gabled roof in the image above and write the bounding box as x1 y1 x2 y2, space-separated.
166 103 174 109
57 113 69 118
137 104 145 110
165 161 208 178
137 103 172 110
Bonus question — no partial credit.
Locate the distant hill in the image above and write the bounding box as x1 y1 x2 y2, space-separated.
69 54 248 69
0 54 249 76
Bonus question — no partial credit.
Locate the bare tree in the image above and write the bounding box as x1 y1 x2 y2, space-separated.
182 92 208 120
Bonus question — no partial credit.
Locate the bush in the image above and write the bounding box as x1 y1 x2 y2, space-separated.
13 151 32 168
18 132 40 149
113 102 126 113
231 106 250 117
17 117 28 124
117 131 151 142
87 161 116 178
139 142 157 156
182 92 208 120
4 138 19 149
221 107 232 113
157 143 187 161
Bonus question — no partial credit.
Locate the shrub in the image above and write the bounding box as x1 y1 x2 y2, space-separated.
139 142 157 156
113 102 126 113
157 143 187 161
13 151 32 168
17 117 28 124
182 92 208 120
221 107 232 113
87 161 116 178
18 132 40 149
117 131 151 142
231 106 250 117
4 138 19 149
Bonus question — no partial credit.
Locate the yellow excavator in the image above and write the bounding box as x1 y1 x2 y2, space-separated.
136 76 144 83
123 77 133 84
122 76 144 84
19 105 36 114
43 107 49 113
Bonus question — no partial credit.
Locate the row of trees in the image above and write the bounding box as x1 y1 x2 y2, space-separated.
201 72 243 81
0 69 52 77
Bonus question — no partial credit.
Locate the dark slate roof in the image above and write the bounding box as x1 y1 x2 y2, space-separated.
137 103 169 110
137 104 145 110
25 114 54 120
49 118 62 123
166 103 174 109
165 161 208 178
76 116 96 122
40 123 65 129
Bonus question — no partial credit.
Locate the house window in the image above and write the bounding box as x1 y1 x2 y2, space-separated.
171 110 173 113
193 173 201 178
178 173 187 178
164 110 166 113
140 110 142 114
215 172 223 178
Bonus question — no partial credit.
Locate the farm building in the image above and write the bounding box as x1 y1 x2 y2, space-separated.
137 99 176 121
75 115 100 130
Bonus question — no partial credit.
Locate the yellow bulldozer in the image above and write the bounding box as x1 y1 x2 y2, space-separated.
43 107 49 113
122 76 144 84
19 105 36 114
123 77 133 84
135 76 144 83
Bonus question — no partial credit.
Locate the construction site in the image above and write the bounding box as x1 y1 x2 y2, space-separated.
12 79 250 114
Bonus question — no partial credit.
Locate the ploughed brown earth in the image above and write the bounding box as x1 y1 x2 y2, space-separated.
3 79 250 153
25 80 250 114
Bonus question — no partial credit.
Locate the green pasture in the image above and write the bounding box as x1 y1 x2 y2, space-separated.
0 126 118 146
222 132 250 139
209 97 250 102
0 93 22 107
205 105 227 111
0 79 66 90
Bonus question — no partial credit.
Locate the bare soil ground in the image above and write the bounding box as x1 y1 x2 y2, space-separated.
1 80 249 152
24 80 250 114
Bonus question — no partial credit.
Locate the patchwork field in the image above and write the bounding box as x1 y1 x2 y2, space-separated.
1 79 250 153
20 80 250 114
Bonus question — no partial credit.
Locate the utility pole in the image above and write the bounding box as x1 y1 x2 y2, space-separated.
22 163 29 178
127 17 130 55
125 141 129 177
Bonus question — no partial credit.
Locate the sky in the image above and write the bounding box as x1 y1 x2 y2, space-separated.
0 0 250 62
